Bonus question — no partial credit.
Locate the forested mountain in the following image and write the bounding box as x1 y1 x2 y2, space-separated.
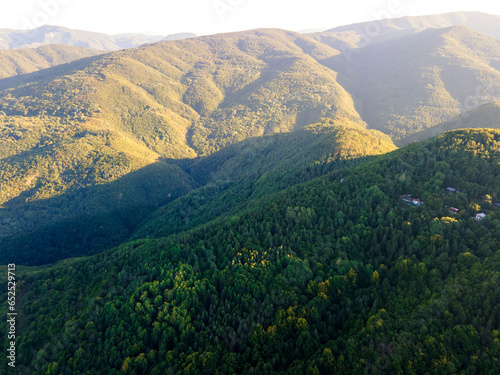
0 11 500 375
0 44 104 79
319 25 500 139
0 118 394 265
0 25 195 51
2 129 499 374
133 119 396 241
1 20 499 265
0 29 370 265
0 28 363 156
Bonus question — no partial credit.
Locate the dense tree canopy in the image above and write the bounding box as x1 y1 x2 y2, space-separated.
1 129 499 374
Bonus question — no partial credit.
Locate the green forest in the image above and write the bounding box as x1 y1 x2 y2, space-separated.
2 129 499 374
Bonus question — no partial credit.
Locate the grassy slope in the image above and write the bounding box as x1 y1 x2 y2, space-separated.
0 44 105 79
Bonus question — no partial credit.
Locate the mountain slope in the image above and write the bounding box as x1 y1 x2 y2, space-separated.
2 24 500 265
134 118 396 240
0 112 194 265
0 25 196 51
0 44 105 79
400 100 500 144
0 118 394 266
0 28 363 157
3 129 499 374
0 28 369 264
311 11 500 52
321 26 500 139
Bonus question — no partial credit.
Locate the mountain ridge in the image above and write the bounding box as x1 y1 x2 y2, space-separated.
1 14 500 374
322 25 500 139
1 23 499 264
0 44 105 79
400 100 500 144
313 11 500 49
0 24 196 51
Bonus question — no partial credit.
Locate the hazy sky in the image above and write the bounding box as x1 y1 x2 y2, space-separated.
1 0 499 36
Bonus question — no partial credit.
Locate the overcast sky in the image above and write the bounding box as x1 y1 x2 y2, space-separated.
1 0 499 36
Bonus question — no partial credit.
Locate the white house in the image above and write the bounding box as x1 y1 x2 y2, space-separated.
475 213 486 221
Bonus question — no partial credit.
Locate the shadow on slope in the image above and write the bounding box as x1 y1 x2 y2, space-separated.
134 118 396 240
0 161 192 265
0 53 107 90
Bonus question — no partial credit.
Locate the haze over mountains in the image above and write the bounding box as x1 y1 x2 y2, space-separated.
312 11 500 49
0 24 196 51
0 44 104 79
325 25 500 139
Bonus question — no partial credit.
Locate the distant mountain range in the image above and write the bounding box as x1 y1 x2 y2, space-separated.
0 24 196 51
310 11 500 50
2 12 498 52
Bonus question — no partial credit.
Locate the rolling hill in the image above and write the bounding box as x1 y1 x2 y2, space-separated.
2 129 499 374
0 44 105 79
